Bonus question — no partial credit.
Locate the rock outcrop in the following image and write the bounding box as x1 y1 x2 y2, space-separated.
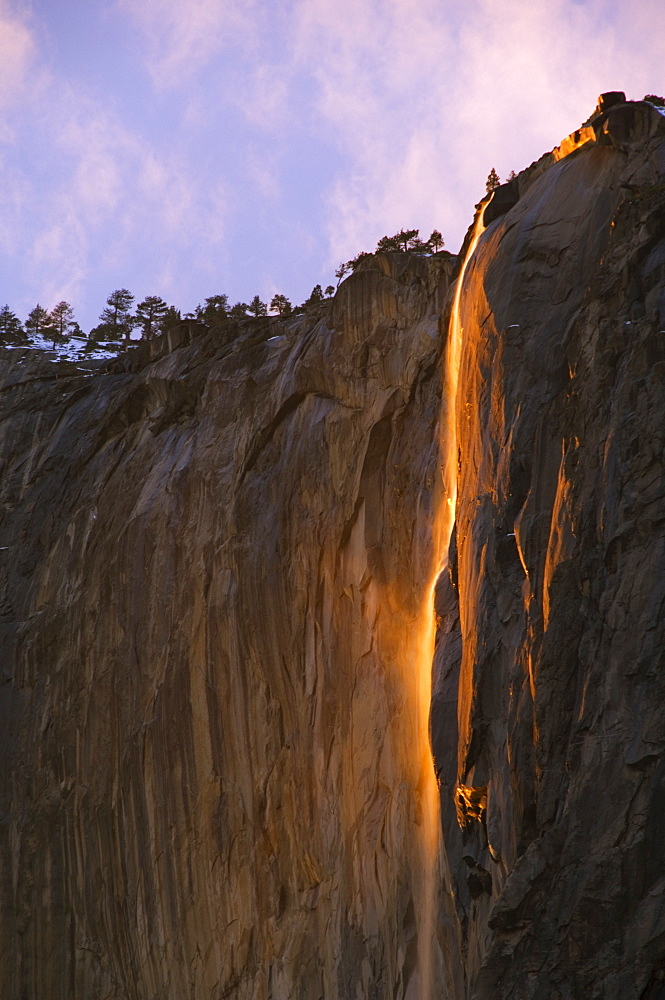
1 96 665 1000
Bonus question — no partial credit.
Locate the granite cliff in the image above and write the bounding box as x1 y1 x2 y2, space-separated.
433 94 665 999
1 95 665 999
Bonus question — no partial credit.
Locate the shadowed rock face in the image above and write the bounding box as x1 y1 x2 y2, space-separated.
432 99 665 998
0 254 458 1000
1 99 665 1000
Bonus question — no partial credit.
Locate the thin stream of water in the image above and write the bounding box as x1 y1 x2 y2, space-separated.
415 210 486 999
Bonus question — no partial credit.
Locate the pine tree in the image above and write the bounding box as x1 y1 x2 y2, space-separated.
99 289 136 343
49 301 75 346
486 167 500 193
270 294 292 316
135 295 168 340
376 234 402 253
160 306 182 335
376 229 427 253
195 295 229 327
229 302 250 320
25 304 51 340
335 262 351 285
248 295 267 317
0 305 24 343
348 251 372 271
428 230 444 253
304 284 324 308
395 228 420 251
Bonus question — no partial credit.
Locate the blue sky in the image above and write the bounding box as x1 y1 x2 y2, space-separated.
1 0 663 331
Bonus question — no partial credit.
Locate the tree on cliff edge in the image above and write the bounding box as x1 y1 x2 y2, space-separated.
0 305 24 343
98 289 136 344
229 302 250 320
49 301 76 348
135 295 168 340
196 295 229 327
248 295 268 317
486 167 500 193
270 294 292 316
25 304 51 340
304 284 324 308
428 230 444 253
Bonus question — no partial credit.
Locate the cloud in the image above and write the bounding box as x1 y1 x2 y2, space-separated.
2 70 229 321
288 0 665 266
0 0 36 108
115 0 257 89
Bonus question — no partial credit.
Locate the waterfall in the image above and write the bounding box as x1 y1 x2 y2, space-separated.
415 208 487 999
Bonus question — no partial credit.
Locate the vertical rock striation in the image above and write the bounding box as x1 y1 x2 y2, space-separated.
0 254 458 999
433 97 665 998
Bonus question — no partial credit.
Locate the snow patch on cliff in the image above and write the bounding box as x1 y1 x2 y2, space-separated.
3 335 124 361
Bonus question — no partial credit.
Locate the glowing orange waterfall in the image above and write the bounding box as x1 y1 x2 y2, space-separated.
414 208 487 999
442 210 487 558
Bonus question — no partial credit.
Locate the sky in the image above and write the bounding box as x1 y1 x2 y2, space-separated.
0 0 663 332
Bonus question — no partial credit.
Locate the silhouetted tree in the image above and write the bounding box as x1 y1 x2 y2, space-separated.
136 295 168 340
486 167 500 193
335 262 351 285
347 251 372 272
248 295 267 317
304 284 324 308
99 288 136 343
270 293 292 316
507 170 517 181
196 295 229 326
88 323 113 342
395 228 420 251
376 228 434 254
0 305 24 343
49 301 76 347
25 304 51 339
325 285 335 297
160 306 182 334
229 302 250 320
376 234 402 253
428 230 444 253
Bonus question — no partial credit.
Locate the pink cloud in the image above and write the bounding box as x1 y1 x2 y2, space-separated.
0 0 37 109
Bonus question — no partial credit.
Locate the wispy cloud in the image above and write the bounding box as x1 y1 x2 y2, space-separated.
0 0 36 109
288 0 665 267
115 0 257 89
3 65 229 319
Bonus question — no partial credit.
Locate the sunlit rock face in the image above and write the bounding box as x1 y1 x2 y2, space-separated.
433 98 665 998
0 253 458 999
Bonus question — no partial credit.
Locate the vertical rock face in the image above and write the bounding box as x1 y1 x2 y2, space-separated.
0 254 458 999
433 99 665 997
